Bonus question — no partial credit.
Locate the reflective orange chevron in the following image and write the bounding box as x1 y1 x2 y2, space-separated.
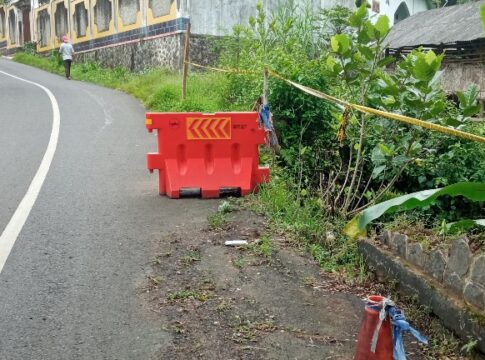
187 118 231 140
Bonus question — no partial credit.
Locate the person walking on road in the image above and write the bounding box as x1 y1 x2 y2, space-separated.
59 35 74 80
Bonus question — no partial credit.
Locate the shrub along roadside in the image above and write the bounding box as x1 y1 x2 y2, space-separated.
247 168 362 278
220 2 485 240
13 52 245 113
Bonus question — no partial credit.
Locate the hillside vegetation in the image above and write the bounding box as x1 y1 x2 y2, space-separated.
15 3 485 274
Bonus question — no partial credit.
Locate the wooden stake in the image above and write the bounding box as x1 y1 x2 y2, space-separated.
182 22 191 100
263 68 269 105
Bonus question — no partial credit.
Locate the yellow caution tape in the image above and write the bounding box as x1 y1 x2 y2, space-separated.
269 69 485 144
186 61 259 75
186 62 485 144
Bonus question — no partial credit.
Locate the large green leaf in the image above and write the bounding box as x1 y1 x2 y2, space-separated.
457 84 481 117
344 182 485 239
424 49 437 65
349 4 368 27
374 15 390 37
331 34 351 55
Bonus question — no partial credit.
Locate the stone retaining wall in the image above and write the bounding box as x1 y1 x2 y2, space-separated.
74 32 221 72
379 231 485 312
75 33 184 72
188 34 223 69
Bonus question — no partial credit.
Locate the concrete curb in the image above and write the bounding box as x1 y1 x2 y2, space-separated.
358 240 485 353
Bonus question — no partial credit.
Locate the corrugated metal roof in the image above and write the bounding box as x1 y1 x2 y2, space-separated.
385 0 485 49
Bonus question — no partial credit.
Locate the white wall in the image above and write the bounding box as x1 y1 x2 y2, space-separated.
320 0 355 9
186 0 430 36
187 0 353 36
187 0 260 36
369 0 429 25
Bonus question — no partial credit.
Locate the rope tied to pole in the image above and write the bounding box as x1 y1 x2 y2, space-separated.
367 296 428 359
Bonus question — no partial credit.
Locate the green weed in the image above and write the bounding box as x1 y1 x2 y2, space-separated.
168 322 185 334
233 255 248 268
166 290 208 302
302 276 317 287
207 212 228 231
461 338 478 354
231 319 277 343
249 234 274 258
180 250 201 266
216 299 233 313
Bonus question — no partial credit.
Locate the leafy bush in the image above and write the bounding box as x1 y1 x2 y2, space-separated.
403 122 485 189
220 0 337 188
19 42 37 55
223 2 484 230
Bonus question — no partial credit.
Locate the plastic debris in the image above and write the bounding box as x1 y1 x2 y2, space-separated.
225 240 248 246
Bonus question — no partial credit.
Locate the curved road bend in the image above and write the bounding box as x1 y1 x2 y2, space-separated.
0 58 216 359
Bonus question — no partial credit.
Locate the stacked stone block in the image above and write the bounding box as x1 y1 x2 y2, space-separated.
379 231 485 311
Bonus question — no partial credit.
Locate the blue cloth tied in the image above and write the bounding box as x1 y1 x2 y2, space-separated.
388 306 428 360
259 104 273 131
258 104 279 147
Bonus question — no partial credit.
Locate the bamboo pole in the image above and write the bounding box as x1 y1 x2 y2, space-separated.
182 21 191 100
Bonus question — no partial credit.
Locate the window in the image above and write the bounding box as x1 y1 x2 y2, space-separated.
372 0 380 13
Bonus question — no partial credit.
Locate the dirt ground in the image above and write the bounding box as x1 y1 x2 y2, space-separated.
141 209 448 360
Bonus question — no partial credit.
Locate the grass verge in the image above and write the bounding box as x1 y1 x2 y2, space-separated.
245 168 362 277
14 52 246 113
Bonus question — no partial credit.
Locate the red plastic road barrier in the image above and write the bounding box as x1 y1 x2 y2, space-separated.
146 112 270 198
354 295 393 360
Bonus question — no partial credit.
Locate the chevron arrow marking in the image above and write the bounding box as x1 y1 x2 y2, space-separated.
221 119 230 138
188 118 201 139
187 118 231 140
208 119 219 139
200 118 211 138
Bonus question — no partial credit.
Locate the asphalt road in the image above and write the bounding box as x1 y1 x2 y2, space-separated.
0 58 216 359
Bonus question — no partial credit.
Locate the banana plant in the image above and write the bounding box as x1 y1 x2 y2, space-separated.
446 218 485 234
344 182 485 239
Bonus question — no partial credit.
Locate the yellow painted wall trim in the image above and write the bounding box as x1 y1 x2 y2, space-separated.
90 0 115 40
52 0 70 48
117 11 142 33
70 0 91 44
35 4 54 52
146 0 176 26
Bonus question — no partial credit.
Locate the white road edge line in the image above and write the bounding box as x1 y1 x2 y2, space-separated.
0 70 60 274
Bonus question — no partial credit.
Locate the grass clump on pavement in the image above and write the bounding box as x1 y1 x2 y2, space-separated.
166 290 208 302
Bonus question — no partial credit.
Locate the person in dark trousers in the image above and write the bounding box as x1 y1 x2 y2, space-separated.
59 35 74 80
